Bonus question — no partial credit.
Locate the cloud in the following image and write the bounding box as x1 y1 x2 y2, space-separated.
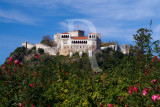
2 0 160 41
67 0 160 20
2 0 160 20
0 0 58 9
59 20 136 43
0 9 37 24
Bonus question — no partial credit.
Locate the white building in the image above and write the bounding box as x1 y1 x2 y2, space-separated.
54 30 101 57
22 30 129 57
22 30 101 57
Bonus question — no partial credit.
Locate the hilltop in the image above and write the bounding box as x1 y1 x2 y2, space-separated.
0 28 159 106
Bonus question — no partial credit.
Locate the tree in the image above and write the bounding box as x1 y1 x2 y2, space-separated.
101 41 118 47
42 35 53 42
41 35 54 47
133 28 153 62
38 48 44 54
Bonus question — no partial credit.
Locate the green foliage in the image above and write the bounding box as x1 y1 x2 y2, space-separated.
27 46 36 55
40 35 54 47
10 47 26 62
38 48 44 54
101 41 118 47
0 27 160 106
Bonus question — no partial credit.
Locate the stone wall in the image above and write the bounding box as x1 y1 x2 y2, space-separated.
101 45 120 51
68 30 84 37
22 42 58 55
121 44 129 54
22 42 35 49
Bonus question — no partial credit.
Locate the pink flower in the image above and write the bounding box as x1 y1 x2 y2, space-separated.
33 83 35 85
19 103 22 106
9 57 13 61
142 90 147 96
151 79 156 83
129 90 132 94
30 84 33 88
142 87 150 96
128 86 137 94
100 103 103 106
108 104 113 107
32 104 35 107
2 66 5 69
15 60 19 64
157 94 160 100
152 95 157 102
133 87 138 92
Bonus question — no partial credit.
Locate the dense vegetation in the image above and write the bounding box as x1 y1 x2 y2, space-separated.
0 28 159 107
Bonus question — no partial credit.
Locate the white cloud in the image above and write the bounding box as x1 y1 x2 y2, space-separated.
1 0 160 41
0 9 37 24
2 0 160 20
59 20 136 43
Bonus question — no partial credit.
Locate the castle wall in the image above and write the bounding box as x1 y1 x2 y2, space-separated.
121 44 129 54
101 45 120 51
22 42 35 49
23 30 132 57
68 30 84 37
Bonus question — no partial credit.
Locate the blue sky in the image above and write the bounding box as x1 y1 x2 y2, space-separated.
0 0 160 65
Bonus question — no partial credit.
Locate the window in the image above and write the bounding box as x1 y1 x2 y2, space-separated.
63 41 67 44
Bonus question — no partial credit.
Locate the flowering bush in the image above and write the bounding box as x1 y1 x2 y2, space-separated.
0 27 159 106
0 52 159 107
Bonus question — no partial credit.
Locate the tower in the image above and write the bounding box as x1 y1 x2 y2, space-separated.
121 44 129 54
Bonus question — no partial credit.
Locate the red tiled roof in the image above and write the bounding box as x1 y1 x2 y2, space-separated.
89 33 95 34
61 32 69 34
72 37 88 39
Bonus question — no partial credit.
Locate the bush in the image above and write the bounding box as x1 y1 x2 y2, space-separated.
27 46 36 55
0 27 160 106
38 48 44 54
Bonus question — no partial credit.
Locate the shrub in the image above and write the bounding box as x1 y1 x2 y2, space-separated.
38 48 44 54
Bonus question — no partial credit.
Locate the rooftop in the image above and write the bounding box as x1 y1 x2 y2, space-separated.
61 32 69 34
89 33 95 34
72 37 88 39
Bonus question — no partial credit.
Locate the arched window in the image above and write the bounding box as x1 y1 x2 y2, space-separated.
89 35 91 38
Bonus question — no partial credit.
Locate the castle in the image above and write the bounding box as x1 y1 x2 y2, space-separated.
22 30 129 57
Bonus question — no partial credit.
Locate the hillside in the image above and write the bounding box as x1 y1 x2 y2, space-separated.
0 28 160 107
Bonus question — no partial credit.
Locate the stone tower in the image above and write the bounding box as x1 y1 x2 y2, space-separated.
121 44 129 54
